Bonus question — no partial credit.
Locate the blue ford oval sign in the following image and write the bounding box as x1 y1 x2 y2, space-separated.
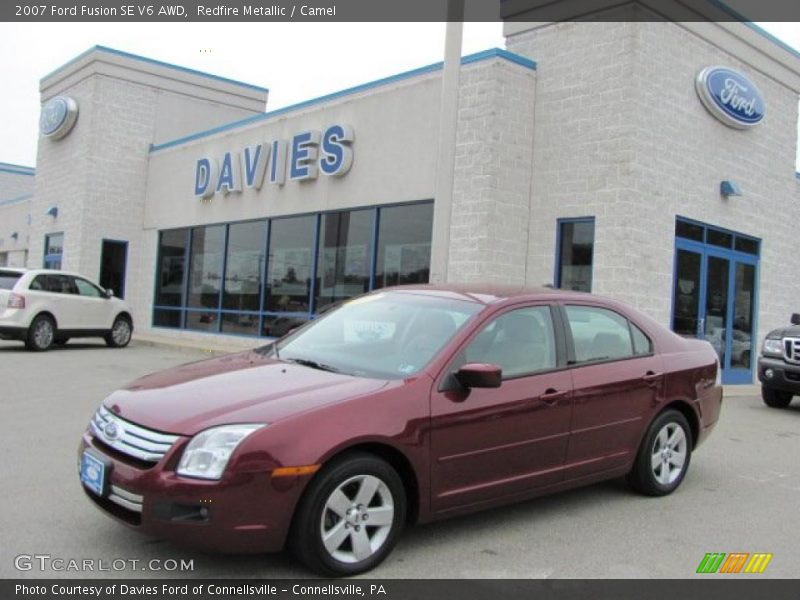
39 95 79 140
695 67 765 129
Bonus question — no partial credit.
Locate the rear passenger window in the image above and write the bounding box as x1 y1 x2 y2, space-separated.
631 322 653 355
565 305 634 363
461 306 557 379
0 270 21 290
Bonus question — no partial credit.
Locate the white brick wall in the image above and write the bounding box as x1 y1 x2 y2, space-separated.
507 21 800 370
447 59 537 284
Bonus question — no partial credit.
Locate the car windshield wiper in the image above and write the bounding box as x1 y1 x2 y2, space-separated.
283 357 341 373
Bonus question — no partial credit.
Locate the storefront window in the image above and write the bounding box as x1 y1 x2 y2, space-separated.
556 218 595 292
375 203 433 288
43 232 64 270
153 201 434 339
264 215 315 314
187 225 225 310
156 229 189 307
316 210 373 310
223 221 266 312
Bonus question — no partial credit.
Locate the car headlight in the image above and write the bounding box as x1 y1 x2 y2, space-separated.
762 338 783 357
177 424 265 480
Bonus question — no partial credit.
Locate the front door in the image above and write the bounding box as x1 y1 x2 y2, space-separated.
672 221 759 384
100 239 128 299
430 305 572 513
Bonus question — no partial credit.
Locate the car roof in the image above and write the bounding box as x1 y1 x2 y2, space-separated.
20 268 89 278
383 283 596 306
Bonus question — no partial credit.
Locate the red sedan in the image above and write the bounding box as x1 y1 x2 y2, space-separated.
79 285 722 575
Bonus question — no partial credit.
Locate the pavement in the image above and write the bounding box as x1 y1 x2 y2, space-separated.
1 337 798 579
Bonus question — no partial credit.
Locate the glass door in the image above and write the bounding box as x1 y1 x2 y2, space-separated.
672 240 758 384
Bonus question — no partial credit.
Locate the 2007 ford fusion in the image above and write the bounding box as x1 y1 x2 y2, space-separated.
79 285 722 575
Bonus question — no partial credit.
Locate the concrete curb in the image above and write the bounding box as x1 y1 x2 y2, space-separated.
131 333 256 356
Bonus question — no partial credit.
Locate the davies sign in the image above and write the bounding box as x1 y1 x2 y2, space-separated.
194 124 354 199
695 66 765 129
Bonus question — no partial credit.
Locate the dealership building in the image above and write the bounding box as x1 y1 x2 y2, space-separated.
1 7 799 384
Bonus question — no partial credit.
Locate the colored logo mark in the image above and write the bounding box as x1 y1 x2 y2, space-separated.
696 552 773 574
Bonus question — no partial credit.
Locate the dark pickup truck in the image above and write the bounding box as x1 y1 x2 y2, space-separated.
758 313 800 408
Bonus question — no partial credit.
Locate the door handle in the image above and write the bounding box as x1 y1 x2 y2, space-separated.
539 388 568 406
642 371 662 386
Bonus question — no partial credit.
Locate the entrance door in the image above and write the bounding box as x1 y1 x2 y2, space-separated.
100 239 128 299
672 222 759 384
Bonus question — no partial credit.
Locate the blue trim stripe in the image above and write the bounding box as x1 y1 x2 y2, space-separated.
0 162 35 176
41 45 269 93
150 48 537 153
0 193 33 208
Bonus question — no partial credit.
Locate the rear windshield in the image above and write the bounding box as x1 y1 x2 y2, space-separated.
0 270 22 290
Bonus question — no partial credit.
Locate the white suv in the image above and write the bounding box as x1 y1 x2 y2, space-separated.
0 268 133 351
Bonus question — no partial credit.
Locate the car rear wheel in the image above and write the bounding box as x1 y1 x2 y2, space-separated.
627 409 692 496
105 316 132 348
762 387 793 408
290 453 406 576
26 315 55 352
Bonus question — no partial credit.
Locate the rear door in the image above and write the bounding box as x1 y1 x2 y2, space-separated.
430 304 573 512
73 276 114 329
37 274 82 329
561 303 664 480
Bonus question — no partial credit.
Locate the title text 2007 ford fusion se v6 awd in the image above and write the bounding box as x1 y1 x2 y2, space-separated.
79 285 722 576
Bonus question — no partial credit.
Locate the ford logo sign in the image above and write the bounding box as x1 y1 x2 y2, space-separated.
695 67 765 129
40 95 79 140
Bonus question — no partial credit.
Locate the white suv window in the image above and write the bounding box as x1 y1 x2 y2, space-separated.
75 278 103 298
0 270 21 290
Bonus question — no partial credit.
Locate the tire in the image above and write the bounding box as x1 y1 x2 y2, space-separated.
290 453 406 576
627 409 692 496
762 387 793 409
25 315 56 352
105 316 132 348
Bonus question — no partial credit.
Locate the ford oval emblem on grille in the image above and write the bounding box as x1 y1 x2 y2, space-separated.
104 421 120 440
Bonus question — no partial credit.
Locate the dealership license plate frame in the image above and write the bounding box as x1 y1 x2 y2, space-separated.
80 450 110 497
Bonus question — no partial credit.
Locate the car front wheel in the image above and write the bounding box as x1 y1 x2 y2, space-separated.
26 315 56 352
627 409 692 496
106 316 132 348
762 387 793 408
290 453 406 576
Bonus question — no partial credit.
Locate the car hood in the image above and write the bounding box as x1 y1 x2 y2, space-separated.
766 326 800 339
102 351 390 436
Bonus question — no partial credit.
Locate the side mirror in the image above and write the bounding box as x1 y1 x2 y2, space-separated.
104 289 114 299
455 363 502 389
791 313 800 326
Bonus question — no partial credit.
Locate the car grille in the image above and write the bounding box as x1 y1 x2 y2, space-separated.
784 338 800 365
90 405 179 463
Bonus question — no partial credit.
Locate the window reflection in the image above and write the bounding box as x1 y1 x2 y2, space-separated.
375 203 433 288
557 220 595 292
316 210 373 310
223 221 266 312
265 216 315 313
188 225 225 311
156 229 188 307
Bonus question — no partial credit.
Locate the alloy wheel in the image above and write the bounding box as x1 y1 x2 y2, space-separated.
34 319 54 349
112 320 131 346
650 422 687 485
319 474 394 564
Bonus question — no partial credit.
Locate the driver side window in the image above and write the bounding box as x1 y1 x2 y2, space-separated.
461 306 557 379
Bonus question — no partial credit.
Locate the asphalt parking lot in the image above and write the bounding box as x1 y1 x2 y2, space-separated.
1 338 799 579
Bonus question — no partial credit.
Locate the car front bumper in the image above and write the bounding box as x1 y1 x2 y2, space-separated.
79 430 310 553
757 356 800 395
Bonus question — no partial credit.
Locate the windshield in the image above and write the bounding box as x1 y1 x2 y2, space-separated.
265 291 483 379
